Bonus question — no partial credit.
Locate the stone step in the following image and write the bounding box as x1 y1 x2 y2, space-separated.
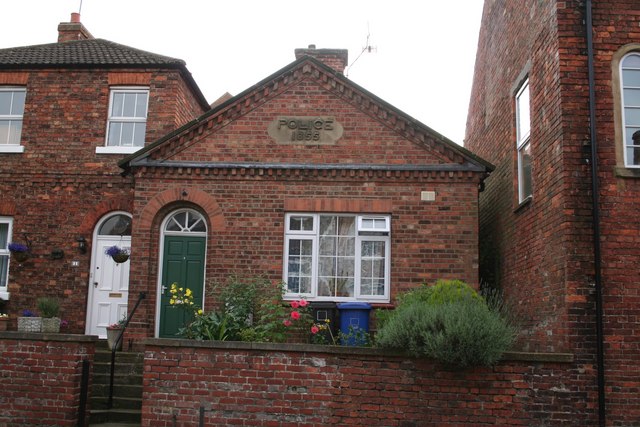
90 395 142 410
92 384 143 399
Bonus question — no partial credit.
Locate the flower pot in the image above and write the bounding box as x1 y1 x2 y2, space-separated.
11 251 29 263
41 317 61 333
18 316 42 332
112 253 129 264
0 317 9 331
106 327 123 350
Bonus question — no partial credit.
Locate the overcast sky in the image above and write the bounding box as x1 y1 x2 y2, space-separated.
0 1 484 145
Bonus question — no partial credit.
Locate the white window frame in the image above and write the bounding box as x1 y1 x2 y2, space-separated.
0 217 13 300
0 87 26 153
283 213 391 302
97 87 149 154
621 52 640 168
516 79 532 203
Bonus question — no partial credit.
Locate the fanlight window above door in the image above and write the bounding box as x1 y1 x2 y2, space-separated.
165 210 206 233
98 214 132 236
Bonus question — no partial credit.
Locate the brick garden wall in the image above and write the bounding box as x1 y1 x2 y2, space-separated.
142 340 593 427
0 332 97 426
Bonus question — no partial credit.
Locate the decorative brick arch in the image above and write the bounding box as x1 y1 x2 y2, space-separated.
0 200 17 216
137 187 226 231
78 195 133 235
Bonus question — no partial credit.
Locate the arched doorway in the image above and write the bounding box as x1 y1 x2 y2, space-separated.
156 209 207 337
86 212 132 338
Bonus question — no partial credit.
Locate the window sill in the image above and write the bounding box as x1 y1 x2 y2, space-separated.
514 195 532 213
614 166 640 178
0 145 25 153
96 146 142 155
0 290 10 301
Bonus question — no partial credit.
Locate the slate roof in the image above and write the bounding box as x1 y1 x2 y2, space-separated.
0 38 185 68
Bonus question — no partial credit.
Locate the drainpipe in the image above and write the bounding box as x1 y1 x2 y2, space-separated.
584 1 606 425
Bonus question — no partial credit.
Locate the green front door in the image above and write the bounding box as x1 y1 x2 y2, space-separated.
159 235 206 337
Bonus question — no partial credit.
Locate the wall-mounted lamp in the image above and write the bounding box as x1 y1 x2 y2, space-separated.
76 237 87 254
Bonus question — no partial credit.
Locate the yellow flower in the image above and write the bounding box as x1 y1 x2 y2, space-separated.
169 299 175 305
197 309 203 315
185 289 192 297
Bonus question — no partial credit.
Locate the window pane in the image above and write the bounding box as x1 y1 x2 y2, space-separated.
0 121 9 144
519 141 533 199
120 123 135 146
98 215 132 236
0 255 8 288
624 88 640 106
133 122 146 146
122 93 136 117
516 82 530 144
625 107 640 126
622 54 640 68
626 146 640 166
337 258 355 277
319 236 336 255
336 278 354 297
337 216 355 235
317 277 332 296
107 122 122 146
0 92 11 115
623 69 640 87
289 216 313 231
135 93 148 117
337 237 354 256
0 223 8 248
318 256 335 277
12 90 25 115
112 93 125 117
8 121 22 145
319 216 336 235
287 276 300 294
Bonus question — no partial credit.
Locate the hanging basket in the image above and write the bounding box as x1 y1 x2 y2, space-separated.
112 253 130 264
11 251 29 263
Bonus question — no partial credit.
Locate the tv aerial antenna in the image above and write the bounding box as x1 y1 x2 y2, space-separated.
346 24 377 78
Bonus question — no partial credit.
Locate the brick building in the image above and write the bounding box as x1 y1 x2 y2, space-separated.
0 14 209 337
465 0 640 424
1 16 491 340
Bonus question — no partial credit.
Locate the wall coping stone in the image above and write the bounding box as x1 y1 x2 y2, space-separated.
144 338 574 363
0 331 99 343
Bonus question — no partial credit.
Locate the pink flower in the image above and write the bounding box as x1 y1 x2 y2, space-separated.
290 311 301 320
290 300 300 309
283 319 292 327
311 325 319 334
299 299 309 307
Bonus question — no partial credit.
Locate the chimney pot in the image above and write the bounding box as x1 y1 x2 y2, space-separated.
308 44 316 49
70 12 81 23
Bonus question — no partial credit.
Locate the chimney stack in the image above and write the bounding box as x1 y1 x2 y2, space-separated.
57 13 94 43
295 45 349 74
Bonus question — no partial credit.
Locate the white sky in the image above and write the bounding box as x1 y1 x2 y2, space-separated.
0 1 484 145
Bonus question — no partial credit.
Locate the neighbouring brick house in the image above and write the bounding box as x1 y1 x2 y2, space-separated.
465 0 640 424
1 16 492 341
0 14 209 337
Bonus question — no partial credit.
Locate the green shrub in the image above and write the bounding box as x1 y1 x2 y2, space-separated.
36 297 60 318
179 311 229 341
376 280 515 368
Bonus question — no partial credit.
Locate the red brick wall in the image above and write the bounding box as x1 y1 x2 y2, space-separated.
466 0 640 424
142 340 591 426
0 66 205 331
0 332 97 426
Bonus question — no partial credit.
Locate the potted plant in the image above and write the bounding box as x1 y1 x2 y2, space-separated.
37 297 61 333
105 245 130 264
8 242 30 263
17 309 42 332
106 317 126 350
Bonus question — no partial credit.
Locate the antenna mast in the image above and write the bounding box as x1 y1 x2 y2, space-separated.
346 23 377 77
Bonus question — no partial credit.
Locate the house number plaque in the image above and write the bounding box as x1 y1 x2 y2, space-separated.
268 116 343 145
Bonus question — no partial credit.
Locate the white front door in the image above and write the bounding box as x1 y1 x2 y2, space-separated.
86 213 132 338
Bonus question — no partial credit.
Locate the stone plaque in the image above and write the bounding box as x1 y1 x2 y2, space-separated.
268 116 343 145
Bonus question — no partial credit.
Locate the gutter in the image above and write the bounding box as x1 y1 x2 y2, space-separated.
584 1 606 425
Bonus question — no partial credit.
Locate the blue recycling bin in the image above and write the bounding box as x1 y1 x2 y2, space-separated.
337 302 372 346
